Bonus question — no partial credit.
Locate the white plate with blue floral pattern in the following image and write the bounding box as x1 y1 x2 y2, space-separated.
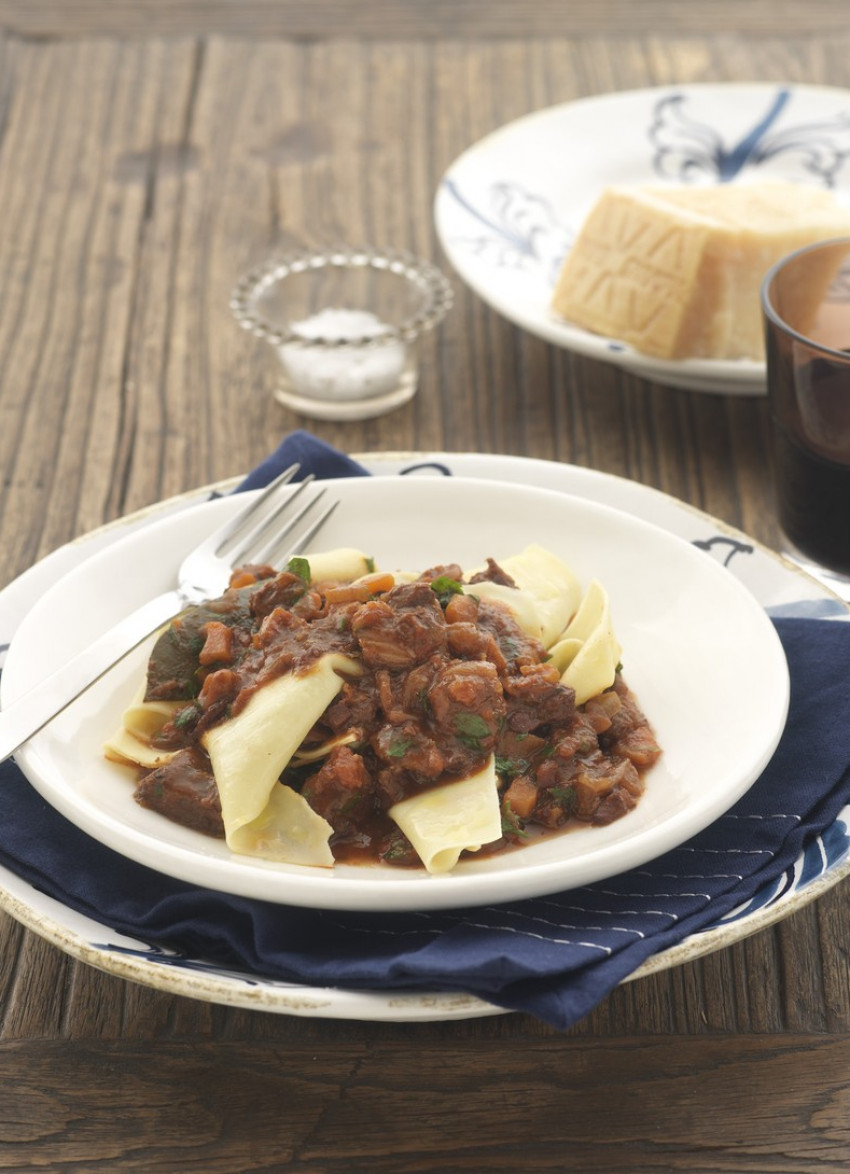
434 83 850 394
0 452 848 1021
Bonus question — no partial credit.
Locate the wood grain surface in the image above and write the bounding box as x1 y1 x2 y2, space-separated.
3 1034 850 1172
1 0 849 38
2 4 850 1170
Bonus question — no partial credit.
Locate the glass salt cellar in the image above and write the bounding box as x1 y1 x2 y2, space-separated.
230 247 453 420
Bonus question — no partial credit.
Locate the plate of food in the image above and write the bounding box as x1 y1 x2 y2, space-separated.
434 83 850 394
2 474 789 912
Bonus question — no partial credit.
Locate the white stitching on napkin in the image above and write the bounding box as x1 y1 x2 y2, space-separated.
593 887 711 901
636 870 744 882
675 847 773 856
490 908 646 938
722 812 802 822
460 920 613 953
328 916 614 953
538 898 680 921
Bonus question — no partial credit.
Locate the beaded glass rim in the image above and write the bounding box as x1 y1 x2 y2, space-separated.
230 247 454 348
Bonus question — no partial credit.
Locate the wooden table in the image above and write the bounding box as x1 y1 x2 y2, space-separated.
3 3 850 1169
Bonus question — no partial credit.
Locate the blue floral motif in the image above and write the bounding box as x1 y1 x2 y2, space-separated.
92 939 267 984
399 461 453 477
650 87 850 186
716 871 795 925
441 177 571 283
715 819 850 927
691 534 755 568
767 598 850 619
797 818 850 886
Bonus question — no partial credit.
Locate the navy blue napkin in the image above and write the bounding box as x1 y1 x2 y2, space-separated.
1 431 849 1030
234 430 369 490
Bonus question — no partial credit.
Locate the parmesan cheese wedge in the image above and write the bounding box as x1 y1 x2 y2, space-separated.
551 180 850 360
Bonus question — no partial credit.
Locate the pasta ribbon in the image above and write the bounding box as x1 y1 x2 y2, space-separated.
103 690 181 769
202 651 361 865
388 755 502 874
549 579 621 706
290 730 360 766
464 580 545 643
306 547 373 584
470 544 583 648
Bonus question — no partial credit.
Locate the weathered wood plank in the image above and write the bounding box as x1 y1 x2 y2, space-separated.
0 1 849 39
1 1035 850 1171
2 27 850 1070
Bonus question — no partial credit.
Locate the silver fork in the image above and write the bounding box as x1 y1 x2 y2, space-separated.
0 464 338 764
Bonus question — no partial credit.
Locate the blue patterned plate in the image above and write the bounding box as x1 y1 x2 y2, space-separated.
434 83 850 394
0 453 847 1020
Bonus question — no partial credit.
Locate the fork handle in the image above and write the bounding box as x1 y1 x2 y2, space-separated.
0 589 184 765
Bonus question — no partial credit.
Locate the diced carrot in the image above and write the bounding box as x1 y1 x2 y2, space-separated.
228 569 257 589
199 621 234 665
198 668 239 708
503 776 539 820
324 572 396 604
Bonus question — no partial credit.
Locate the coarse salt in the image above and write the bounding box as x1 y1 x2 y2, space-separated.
278 308 407 402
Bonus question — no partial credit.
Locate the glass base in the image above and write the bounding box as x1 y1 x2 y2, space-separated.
273 369 418 421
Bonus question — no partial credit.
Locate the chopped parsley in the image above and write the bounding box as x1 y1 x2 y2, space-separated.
495 755 531 781
501 635 522 659
173 703 201 729
286 556 311 584
386 735 417 759
500 803 529 840
430 575 464 608
381 833 415 863
552 784 577 813
454 711 491 748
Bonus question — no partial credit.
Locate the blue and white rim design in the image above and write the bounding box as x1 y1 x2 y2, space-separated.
3 451 849 1013
441 84 850 281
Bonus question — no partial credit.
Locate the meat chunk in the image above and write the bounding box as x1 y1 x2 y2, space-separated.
323 679 380 734
134 748 223 837
249 570 309 619
301 746 372 834
468 557 517 588
475 599 547 668
372 721 446 778
427 660 505 770
503 664 575 733
351 582 447 669
446 621 508 671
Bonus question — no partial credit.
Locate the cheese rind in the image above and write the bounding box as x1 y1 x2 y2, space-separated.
551 181 850 360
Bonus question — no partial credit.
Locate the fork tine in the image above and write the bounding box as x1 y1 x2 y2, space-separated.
212 462 303 556
227 481 325 567
263 499 340 567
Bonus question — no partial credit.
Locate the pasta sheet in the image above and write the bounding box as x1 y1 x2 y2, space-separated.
203 651 360 865
388 756 502 874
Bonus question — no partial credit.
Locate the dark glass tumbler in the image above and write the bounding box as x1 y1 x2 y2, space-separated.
762 238 850 587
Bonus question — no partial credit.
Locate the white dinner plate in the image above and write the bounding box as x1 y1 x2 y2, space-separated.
2 475 789 912
434 82 850 394
0 452 846 1022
